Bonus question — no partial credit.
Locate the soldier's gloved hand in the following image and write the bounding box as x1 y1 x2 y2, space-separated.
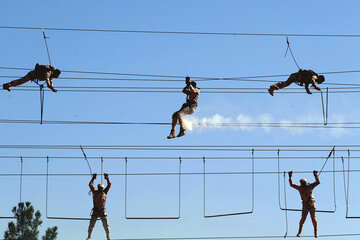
288 171 293 177
92 173 97 179
52 88 57 93
306 89 312 94
314 86 321 91
185 77 191 86
313 170 318 176
104 173 109 179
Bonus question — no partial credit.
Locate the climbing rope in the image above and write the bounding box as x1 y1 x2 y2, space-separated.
284 36 300 69
320 87 329 125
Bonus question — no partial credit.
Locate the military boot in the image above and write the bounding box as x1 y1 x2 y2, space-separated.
167 130 176 139
268 85 279 96
3 83 10 91
177 128 186 137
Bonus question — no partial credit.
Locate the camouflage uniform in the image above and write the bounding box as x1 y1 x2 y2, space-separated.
87 177 111 240
3 63 57 91
268 69 322 95
289 173 320 238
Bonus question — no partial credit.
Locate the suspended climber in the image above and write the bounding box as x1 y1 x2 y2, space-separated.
87 173 112 240
167 76 200 139
268 69 325 96
3 63 61 92
288 170 320 238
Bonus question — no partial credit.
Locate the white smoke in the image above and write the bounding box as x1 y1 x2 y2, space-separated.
182 113 350 137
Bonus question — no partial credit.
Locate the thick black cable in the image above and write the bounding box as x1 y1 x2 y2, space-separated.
3 26 360 38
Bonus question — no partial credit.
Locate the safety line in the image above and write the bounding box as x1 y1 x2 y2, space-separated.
2 26 360 38
284 37 300 69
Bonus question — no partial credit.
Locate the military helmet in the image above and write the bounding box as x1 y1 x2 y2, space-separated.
299 178 307 184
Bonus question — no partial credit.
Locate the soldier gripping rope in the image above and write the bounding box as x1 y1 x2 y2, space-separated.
87 173 112 240
167 77 200 139
3 63 61 92
288 170 320 238
268 69 325 96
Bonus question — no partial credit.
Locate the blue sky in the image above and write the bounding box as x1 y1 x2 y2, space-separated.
1 1 360 239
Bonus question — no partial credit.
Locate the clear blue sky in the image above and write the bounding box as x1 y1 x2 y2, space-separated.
1 1 360 239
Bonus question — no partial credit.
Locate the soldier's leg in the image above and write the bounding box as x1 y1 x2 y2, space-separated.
268 76 294 95
100 216 111 240
297 210 309 237
87 215 97 239
5 72 34 89
167 111 179 139
177 105 196 137
310 207 318 238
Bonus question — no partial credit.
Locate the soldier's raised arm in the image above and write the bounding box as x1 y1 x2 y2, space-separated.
310 170 320 189
288 171 301 190
104 173 111 194
89 173 97 192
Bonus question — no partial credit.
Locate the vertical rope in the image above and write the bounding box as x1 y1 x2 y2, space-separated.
285 36 300 69
326 87 329 124
19 157 23 203
283 172 289 238
101 157 104 185
39 85 45 124
341 157 349 216
178 157 182 218
124 157 128 218
333 149 337 211
203 156 206 217
277 149 282 209
42 28 52 66
46 156 49 218
251 149 255 212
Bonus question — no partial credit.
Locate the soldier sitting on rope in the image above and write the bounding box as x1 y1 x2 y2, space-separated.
167 77 200 139
289 170 320 238
268 69 325 96
3 63 61 92
87 173 112 240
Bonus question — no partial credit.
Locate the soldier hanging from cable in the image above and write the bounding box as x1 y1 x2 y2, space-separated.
87 173 112 240
288 170 320 238
167 76 200 139
3 63 61 92
268 69 325 96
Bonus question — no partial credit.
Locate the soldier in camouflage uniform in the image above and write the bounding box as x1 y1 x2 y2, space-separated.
268 69 325 96
3 63 61 92
288 170 320 238
87 173 112 240
167 77 200 139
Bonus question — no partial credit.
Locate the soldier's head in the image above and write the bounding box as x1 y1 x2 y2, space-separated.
317 75 325 84
191 81 197 87
52 69 61 78
97 184 105 191
299 178 307 187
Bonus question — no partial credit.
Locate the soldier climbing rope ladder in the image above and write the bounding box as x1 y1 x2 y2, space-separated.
3 63 61 92
268 69 325 96
167 77 200 139
87 173 112 240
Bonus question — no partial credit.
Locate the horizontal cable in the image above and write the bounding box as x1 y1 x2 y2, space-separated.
0 169 359 176
1 66 360 81
0 156 357 160
2 26 360 38
9 89 360 94
0 145 357 152
0 119 360 128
